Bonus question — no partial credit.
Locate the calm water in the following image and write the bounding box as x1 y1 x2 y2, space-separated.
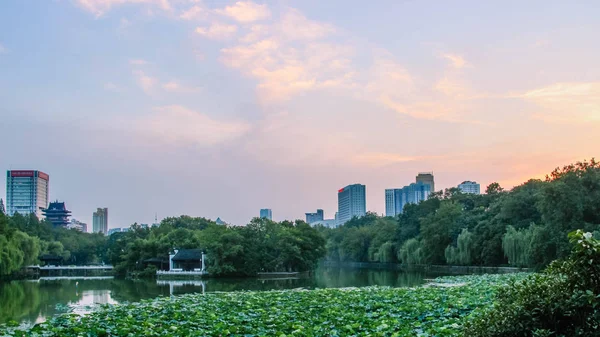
0 267 444 326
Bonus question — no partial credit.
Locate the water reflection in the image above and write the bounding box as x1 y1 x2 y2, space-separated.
0 267 443 325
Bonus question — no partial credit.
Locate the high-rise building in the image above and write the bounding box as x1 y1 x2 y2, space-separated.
337 184 366 224
305 209 324 224
416 172 435 193
458 181 481 194
42 201 71 227
309 219 340 228
260 208 272 220
6 170 49 218
385 182 432 216
68 218 88 232
385 189 403 217
93 208 108 234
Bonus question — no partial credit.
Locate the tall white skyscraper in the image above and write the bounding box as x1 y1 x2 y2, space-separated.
458 181 481 194
337 184 366 224
260 208 272 220
93 208 108 234
6 170 49 218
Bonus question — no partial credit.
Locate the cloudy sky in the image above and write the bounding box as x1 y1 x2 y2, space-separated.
0 0 598 228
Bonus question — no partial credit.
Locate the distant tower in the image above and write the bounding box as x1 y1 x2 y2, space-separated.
93 208 109 234
0 198 5 214
42 201 72 227
416 172 435 192
337 184 367 224
260 209 272 220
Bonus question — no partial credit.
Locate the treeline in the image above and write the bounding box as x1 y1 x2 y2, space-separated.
320 159 600 269
107 217 326 277
2 158 597 277
0 211 326 278
0 213 106 276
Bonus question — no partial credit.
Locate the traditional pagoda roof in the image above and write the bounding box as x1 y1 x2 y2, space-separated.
172 249 203 261
43 201 72 227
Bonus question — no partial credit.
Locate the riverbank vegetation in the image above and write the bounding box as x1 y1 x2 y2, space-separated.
108 217 325 277
0 212 106 277
321 158 600 269
0 209 326 278
465 230 600 336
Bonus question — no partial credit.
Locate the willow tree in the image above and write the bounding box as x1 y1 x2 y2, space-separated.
502 225 533 267
374 241 395 263
398 238 425 265
445 228 474 265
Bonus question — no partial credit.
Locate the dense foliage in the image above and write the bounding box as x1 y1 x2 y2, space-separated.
0 211 325 278
0 211 106 276
0 273 528 336
108 217 326 277
464 230 600 336
320 158 600 269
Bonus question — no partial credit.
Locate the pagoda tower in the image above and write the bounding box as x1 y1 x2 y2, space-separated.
42 201 72 227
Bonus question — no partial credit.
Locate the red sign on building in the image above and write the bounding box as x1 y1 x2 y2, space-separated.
338 188 345 193
38 172 49 180
10 170 34 177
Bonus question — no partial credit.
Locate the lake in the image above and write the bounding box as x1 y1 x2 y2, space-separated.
0 267 446 326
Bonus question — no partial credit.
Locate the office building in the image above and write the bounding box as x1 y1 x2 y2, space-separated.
385 189 403 217
260 208 272 220
416 172 435 192
42 201 71 227
458 181 481 194
68 218 88 232
93 208 108 234
385 182 432 217
107 227 130 236
337 184 366 224
305 209 324 224
6 170 49 218
309 219 340 228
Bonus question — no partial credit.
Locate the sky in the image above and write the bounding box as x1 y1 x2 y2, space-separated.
0 0 599 228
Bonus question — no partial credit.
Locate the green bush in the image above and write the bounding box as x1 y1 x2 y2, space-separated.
463 230 600 336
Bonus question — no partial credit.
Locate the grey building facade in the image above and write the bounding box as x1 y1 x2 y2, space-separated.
305 209 324 224
93 208 108 234
337 184 366 224
259 208 272 220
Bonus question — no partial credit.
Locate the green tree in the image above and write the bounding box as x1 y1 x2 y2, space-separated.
420 202 463 264
445 228 474 265
398 238 424 265
502 225 533 267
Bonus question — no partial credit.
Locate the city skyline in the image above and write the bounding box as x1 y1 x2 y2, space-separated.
1 1 598 226
2 167 481 228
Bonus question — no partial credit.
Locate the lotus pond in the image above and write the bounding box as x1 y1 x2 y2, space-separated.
0 273 529 337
